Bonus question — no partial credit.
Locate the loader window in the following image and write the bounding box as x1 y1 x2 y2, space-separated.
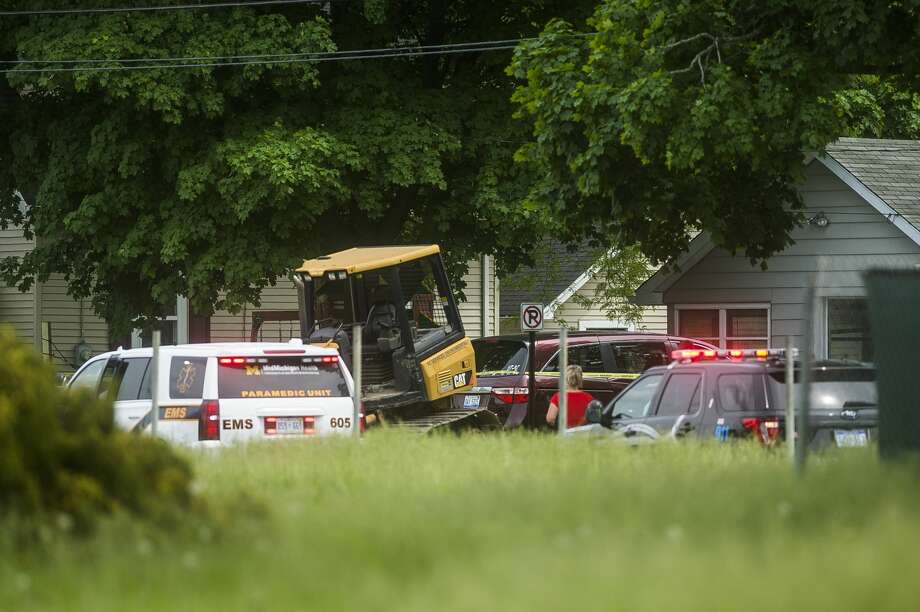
314 277 353 328
397 256 457 336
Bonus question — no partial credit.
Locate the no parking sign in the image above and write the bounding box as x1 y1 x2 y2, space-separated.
520 303 544 332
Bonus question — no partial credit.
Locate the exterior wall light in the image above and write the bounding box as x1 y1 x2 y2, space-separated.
808 212 830 228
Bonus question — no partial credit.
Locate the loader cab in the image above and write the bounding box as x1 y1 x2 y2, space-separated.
294 246 475 410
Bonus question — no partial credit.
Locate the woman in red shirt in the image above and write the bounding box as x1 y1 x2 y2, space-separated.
546 365 596 428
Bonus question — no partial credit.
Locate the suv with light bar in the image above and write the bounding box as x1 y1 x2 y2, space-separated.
461 332 718 428
571 348 877 449
66 340 358 446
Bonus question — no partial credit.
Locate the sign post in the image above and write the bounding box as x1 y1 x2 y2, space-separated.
520 304 544 429
557 326 568 435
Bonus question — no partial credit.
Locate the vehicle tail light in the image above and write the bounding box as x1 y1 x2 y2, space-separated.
199 400 220 441
742 417 781 445
360 401 367 433
491 387 529 404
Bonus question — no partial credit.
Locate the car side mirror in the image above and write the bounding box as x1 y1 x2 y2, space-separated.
584 400 604 424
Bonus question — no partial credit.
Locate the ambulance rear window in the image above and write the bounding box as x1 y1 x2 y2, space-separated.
218 356 349 399
170 357 208 399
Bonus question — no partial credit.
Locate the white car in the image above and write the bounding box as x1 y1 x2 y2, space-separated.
67 340 357 446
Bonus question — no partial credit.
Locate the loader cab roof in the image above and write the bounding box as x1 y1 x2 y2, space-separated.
296 245 441 277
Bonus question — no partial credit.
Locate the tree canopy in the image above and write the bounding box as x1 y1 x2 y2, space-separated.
0 0 591 335
509 0 920 269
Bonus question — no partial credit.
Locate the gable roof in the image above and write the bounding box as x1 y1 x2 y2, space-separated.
633 137 920 305
824 137 920 230
499 243 598 317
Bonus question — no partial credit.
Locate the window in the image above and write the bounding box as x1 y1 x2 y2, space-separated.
827 298 872 362
542 343 605 373
397 255 457 334
314 277 353 327
718 374 761 412
473 340 528 375
656 374 702 417
69 358 107 391
169 357 208 399
218 357 349 399
609 342 669 373
132 296 188 348
677 306 769 349
139 360 153 400
117 358 150 402
578 319 631 331
677 309 719 346
608 374 663 419
767 368 876 412
725 309 768 349
98 359 124 399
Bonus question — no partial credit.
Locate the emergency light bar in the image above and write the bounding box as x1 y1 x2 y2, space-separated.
670 348 791 363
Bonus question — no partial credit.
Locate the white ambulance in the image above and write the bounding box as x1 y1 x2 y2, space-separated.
67 340 358 446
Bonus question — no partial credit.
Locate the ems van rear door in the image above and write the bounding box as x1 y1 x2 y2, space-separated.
216 355 354 441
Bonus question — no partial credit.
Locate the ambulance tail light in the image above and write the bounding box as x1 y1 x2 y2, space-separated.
742 417 781 445
199 400 221 441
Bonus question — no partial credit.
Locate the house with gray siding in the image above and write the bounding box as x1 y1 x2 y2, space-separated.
499 243 666 334
634 138 920 361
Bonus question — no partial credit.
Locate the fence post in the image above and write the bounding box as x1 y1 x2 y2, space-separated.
352 324 362 438
151 329 160 437
785 335 795 464
796 283 815 474
557 326 568 434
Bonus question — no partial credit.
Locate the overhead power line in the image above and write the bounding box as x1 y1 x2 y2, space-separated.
2 43 522 74
1 35 600 74
0 0 333 16
5 38 532 66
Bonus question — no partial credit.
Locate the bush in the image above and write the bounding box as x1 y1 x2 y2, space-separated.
0 326 194 533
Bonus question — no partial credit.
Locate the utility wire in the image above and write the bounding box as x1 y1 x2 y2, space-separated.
0 35 599 74
1 44 523 74
0 0 334 16
4 38 533 65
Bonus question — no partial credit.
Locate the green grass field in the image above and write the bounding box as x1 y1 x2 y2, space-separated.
3 433 920 611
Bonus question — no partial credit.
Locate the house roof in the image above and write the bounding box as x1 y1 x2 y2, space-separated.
633 137 920 305
825 138 920 229
499 243 599 317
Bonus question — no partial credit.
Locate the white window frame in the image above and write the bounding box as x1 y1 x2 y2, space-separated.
674 303 771 349
578 319 633 332
131 296 189 348
824 296 870 361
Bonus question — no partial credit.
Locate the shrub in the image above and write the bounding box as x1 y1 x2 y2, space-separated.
0 326 194 533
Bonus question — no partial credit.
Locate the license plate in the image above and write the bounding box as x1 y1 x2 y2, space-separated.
463 394 481 408
276 417 305 435
834 429 868 447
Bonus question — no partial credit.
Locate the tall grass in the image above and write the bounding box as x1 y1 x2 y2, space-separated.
3 433 919 611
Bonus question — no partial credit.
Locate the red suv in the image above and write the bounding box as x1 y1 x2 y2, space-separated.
456 332 717 429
